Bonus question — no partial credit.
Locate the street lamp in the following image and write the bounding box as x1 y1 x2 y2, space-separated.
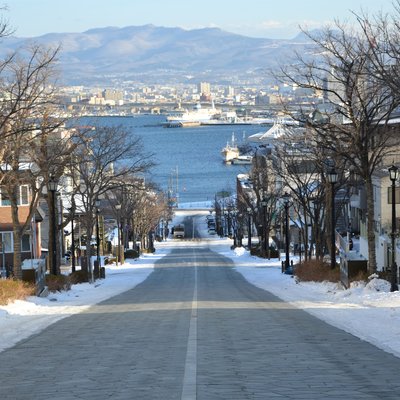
261 197 268 257
227 209 232 237
48 176 59 276
68 198 76 273
115 204 121 266
237 213 243 247
223 210 228 236
247 207 252 250
326 167 338 269
95 199 101 273
282 192 291 272
389 164 399 292
232 209 238 246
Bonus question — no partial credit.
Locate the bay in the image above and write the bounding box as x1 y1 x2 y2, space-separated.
78 115 266 204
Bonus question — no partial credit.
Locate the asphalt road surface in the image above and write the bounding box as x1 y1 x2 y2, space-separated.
1 214 400 399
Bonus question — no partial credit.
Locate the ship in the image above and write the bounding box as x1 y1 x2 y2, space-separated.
221 132 254 164
164 101 220 127
221 132 240 163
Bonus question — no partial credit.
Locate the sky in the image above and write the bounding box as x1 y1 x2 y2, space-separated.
5 0 395 39
1 209 400 360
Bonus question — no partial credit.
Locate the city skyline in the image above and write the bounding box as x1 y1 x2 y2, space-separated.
7 0 393 40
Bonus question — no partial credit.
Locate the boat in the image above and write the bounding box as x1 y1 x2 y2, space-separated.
165 101 220 127
201 110 241 125
231 155 253 165
166 120 201 128
221 132 240 163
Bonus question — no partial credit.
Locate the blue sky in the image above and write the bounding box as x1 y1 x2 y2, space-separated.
6 0 394 39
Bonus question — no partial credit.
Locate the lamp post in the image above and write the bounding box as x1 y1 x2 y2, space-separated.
237 213 243 247
69 198 76 273
247 207 251 251
115 204 121 266
283 192 290 272
389 164 399 292
232 210 237 246
261 197 268 257
247 207 252 250
95 199 101 272
326 168 338 269
227 209 232 237
223 210 228 236
48 176 59 276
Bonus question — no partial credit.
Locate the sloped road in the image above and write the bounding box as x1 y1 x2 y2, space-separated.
1 227 400 398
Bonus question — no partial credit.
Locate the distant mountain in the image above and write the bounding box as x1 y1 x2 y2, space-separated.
0 25 316 84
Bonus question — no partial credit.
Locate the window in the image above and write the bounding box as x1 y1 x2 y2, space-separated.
18 185 29 205
21 234 30 252
1 232 12 252
0 188 10 206
388 187 400 204
0 185 30 206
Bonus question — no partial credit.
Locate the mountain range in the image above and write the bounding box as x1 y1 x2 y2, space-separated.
0 25 315 85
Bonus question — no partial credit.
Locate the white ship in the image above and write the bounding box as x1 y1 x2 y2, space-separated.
165 101 220 127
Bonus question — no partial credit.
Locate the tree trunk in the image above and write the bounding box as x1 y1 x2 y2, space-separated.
85 221 94 282
47 191 59 275
12 229 22 279
365 177 377 274
10 191 22 279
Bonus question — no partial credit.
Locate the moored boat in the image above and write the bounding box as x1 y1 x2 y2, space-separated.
221 132 240 163
231 155 253 165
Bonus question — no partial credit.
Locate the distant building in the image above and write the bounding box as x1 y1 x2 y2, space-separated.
225 86 235 98
102 89 124 104
198 82 211 96
200 93 212 102
255 94 270 106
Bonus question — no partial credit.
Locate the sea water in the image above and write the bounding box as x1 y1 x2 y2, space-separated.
78 115 266 204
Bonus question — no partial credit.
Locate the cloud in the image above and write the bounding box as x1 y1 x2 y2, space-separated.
259 20 285 29
231 19 336 39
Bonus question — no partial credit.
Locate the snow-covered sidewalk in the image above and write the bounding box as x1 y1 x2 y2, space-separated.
1 210 400 359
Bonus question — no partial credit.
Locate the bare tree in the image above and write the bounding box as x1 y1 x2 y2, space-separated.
124 181 168 253
0 46 63 278
248 150 280 258
273 128 329 261
277 16 400 273
0 5 13 39
69 124 153 281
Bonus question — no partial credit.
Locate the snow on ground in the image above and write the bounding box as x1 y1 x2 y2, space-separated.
1 209 400 359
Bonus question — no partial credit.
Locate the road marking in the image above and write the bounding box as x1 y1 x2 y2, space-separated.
181 255 198 400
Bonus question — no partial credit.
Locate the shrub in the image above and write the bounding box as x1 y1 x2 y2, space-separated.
349 269 369 284
295 259 340 283
124 249 139 259
249 246 279 259
0 279 35 305
69 270 89 284
250 246 259 256
106 257 117 265
46 274 71 292
268 247 280 258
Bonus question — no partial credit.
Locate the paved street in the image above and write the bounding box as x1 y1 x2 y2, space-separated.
1 221 400 399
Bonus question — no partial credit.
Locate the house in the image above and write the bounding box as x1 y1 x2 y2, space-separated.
0 182 44 274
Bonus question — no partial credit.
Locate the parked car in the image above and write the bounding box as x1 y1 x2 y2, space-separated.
173 224 185 238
